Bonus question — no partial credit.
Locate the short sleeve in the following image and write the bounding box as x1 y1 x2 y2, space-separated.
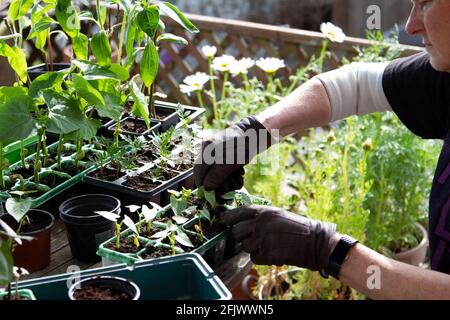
382 52 450 139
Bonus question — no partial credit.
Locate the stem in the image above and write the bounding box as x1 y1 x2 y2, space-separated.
148 85 156 119
317 39 329 73
117 11 127 65
57 134 64 171
34 133 43 184
208 58 218 119
114 117 121 147
267 74 274 104
20 140 26 169
195 91 204 108
0 141 4 190
96 0 104 31
115 223 121 250
220 71 229 104
47 34 54 72
42 130 48 167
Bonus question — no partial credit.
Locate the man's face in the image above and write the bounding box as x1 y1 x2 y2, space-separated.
406 0 450 72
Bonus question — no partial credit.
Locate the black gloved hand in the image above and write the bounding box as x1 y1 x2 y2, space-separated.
194 116 276 195
221 205 337 271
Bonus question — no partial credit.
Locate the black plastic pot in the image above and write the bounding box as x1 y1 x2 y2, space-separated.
153 105 179 132
107 117 162 137
68 275 140 300
0 209 54 272
27 63 71 82
59 194 121 262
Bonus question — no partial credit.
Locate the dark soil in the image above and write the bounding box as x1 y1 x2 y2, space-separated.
161 232 206 251
60 162 87 176
120 118 147 134
88 167 126 182
136 145 158 162
139 245 174 260
40 173 69 188
122 175 161 191
1 210 52 234
73 286 130 300
139 224 165 238
48 148 73 159
141 166 178 181
9 166 34 179
172 162 192 172
105 237 142 254
187 220 224 240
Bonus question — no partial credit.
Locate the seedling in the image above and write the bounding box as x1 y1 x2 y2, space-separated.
150 220 193 255
95 211 140 250
126 202 162 235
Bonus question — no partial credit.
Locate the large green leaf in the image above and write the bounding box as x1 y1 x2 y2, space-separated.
140 41 158 88
136 6 159 38
0 86 28 104
72 32 88 60
72 60 129 81
158 2 199 33
129 80 150 129
29 72 64 98
72 74 106 108
0 42 27 83
157 33 187 45
55 0 80 37
5 197 32 223
42 91 85 134
0 95 36 142
9 0 34 21
91 31 112 67
125 15 138 56
0 240 13 286
97 92 123 120
65 117 101 141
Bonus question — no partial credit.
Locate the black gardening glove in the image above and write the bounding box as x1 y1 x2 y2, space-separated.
221 205 337 271
194 116 277 195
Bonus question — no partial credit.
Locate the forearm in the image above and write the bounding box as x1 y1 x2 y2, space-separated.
256 77 332 137
338 236 450 300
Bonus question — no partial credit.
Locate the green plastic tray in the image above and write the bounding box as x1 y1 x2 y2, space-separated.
3 136 38 165
18 253 231 300
0 288 36 300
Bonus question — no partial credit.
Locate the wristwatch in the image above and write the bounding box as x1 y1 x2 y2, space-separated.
321 234 358 280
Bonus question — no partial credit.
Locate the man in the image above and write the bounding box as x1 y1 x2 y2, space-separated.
194 0 450 299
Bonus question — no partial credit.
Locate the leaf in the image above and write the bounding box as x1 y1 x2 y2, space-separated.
175 231 193 247
170 196 187 216
123 215 139 235
140 41 158 88
125 13 138 56
141 204 158 222
172 215 188 225
129 79 150 129
126 205 141 213
221 191 236 200
199 207 211 222
42 90 87 135
27 16 55 40
158 2 199 33
72 74 106 107
91 31 112 66
72 33 88 60
95 210 119 222
0 95 36 142
150 229 170 239
5 197 32 223
156 33 187 45
73 60 128 81
75 117 101 140
204 189 216 207
9 0 34 21
0 42 28 83
55 0 80 37
29 72 64 99
136 6 159 38
0 240 13 286
0 86 28 104
96 92 123 120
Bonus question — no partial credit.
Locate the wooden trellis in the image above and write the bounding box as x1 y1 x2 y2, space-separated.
157 13 423 106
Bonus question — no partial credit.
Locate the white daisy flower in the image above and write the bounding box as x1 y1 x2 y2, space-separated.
320 22 346 43
211 55 236 72
179 72 210 95
13 266 29 278
256 57 285 75
201 45 217 59
230 58 255 76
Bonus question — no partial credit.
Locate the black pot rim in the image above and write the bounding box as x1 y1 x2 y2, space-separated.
68 275 141 300
0 209 55 236
59 194 121 220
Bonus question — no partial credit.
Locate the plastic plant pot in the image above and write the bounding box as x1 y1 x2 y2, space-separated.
3 136 38 165
0 289 36 300
59 194 121 263
107 117 162 137
0 209 55 272
68 276 140 300
153 104 179 132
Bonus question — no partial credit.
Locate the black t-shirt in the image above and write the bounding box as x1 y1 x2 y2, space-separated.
383 52 450 273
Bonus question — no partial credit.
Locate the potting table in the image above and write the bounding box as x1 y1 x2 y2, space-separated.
23 218 253 298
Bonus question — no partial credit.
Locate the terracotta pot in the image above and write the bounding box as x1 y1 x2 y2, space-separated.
0 209 55 272
393 222 428 266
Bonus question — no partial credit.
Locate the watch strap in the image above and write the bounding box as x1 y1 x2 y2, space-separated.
322 234 358 280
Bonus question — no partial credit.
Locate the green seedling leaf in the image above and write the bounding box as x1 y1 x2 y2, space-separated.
129 79 150 129
170 194 188 216
0 95 36 141
29 72 65 98
72 33 88 60
55 0 80 37
0 240 13 286
172 216 188 225
156 33 187 45
73 60 129 81
0 86 28 104
5 197 32 224
141 204 159 223
126 205 141 213
136 6 159 38
95 210 120 222
9 0 34 21
204 189 216 207
123 215 138 235
199 207 211 222
221 191 236 200
158 2 199 33
27 16 55 39
0 42 27 83
91 30 112 66
72 74 106 107
140 41 158 88
175 231 193 247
